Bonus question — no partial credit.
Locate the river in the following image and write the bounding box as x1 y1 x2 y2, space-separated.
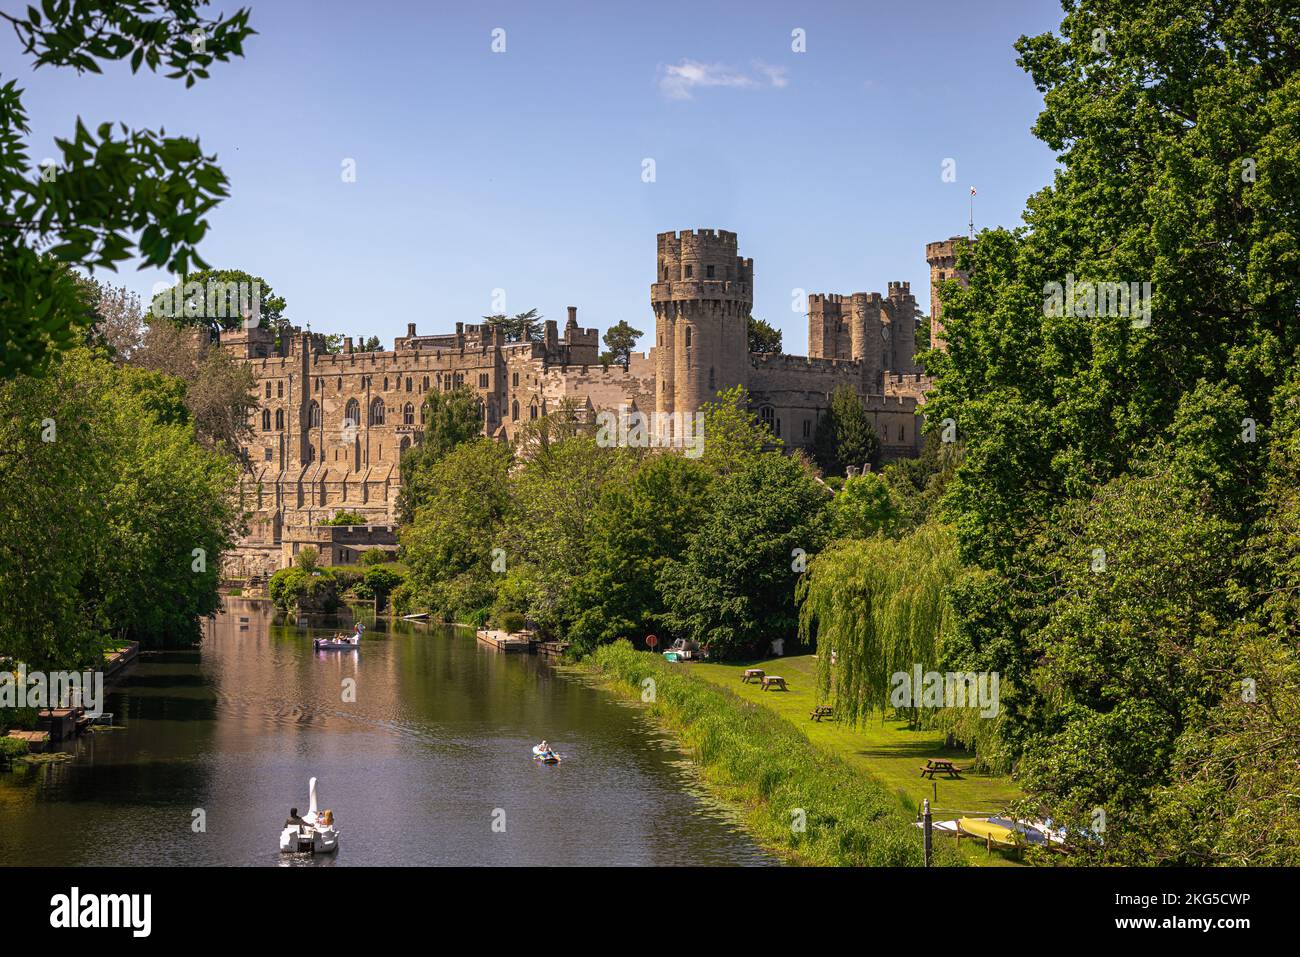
0 599 773 866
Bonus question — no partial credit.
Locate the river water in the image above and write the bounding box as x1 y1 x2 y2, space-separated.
0 599 772 866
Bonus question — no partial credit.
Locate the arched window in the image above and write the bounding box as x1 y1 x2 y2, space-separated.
399 437 411 456
405 377 412 392
261 409 271 431
403 402 414 425
369 398 385 426
275 409 284 430
512 400 519 421
308 401 321 428
344 399 359 430
529 400 538 420
383 377 389 391
422 375 430 392
685 326 692 348
264 381 271 399
277 381 283 399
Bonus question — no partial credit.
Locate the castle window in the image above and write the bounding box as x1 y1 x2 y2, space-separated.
265 448 273 461
512 400 519 420
406 377 412 392
308 401 321 428
369 398 385 426
512 372 519 388
276 408 285 430
344 399 359 431
479 373 489 388
708 366 715 391
803 419 811 439
337 377 342 390
400 437 411 456
265 381 272 399
277 381 283 398
403 402 414 425
881 424 889 441
383 377 389 391
899 425 905 442
423 375 430 392
530 400 538 420
454 373 464 388
261 409 271 431
760 406 775 431
684 265 692 278
685 327 692 348
706 265 715 279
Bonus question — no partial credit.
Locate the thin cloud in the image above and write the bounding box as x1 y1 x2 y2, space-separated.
658 59 789 100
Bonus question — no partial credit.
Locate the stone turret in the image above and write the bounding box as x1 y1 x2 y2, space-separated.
651 229 753 435
925 237 969 352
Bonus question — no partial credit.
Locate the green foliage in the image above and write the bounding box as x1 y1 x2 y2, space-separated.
481 308 543 343
360 547 388 566
268 566 339 616
747 317 782 355
0 349 239 663
400 439 512 622
826 473 901 539
586 641 945 866
323 510 365 527
568 454 714 653
601 320 642 370
799 524 962 727
149 269 286 336
659 452 828 658
0 736 29 761
356 565 403 602
0 1 256 379
397 386 484 524
696 385 776 476
496 611 526 633
812 385 879 477
295 547 319 573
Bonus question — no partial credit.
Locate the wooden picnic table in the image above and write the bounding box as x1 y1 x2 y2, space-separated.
919 758 963 779
760 675 788 691
741 668 765 683
809 705 834 721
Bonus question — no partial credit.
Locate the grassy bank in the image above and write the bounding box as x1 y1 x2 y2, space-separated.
582 640 956 866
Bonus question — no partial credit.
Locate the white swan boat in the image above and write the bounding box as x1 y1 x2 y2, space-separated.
279 777 340 854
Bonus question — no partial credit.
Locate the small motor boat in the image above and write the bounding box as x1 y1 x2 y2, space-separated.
531 745 560 764
279 777 340 854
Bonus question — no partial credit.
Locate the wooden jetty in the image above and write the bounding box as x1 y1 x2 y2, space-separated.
535 640 571 659
475 629 533 653
104 641 139 679
5 730 50 754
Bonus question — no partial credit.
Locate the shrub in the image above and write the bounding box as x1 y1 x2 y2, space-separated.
269 566 340 615
1 736 30 761
323 510 366 526
295 547 320 573
496 610 526 633
360 548 389 566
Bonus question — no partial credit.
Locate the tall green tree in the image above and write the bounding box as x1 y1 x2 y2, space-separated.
747 317 782 354
396 385 484 524
659 452 828 658
149 268 286 336
601 320 642 369
812 385 879 477
0 1 255 379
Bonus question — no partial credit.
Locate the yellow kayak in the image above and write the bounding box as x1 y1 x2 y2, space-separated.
958 817 1018 846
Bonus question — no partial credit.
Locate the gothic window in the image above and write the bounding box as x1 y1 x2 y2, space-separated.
265 381 271 399
454 373 463 388
512 372 519 388
423 375 430 392
277 381 283 398
406 377 412 392
479 373 489 388
369 398 385 426
276 409 285 430
685 327 692 348
403 402 414 426
261 409 271 431
529 400 538 420
308 401 321 428
344 399 359 430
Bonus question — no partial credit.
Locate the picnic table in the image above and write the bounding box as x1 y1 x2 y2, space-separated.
809 705 834 721
741 668 765 683
760 675 788 691
919 758 963 779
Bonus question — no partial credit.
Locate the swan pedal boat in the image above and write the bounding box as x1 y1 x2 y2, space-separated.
314 635 360 650
532 745 561 764
279 777 340 854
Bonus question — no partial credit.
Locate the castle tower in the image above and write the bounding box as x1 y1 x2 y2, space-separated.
925 237 968 352
886 281 918 374
652 229 753 435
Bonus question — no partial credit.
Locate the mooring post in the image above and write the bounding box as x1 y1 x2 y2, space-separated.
923 797 933 867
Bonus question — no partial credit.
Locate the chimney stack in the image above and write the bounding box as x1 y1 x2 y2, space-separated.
567 306 578 326
344 336 354 354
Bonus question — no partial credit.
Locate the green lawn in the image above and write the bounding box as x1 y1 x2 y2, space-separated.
688 653 1026 866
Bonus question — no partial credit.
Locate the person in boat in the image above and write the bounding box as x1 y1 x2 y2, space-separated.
285 807 307 829
538 740 552 756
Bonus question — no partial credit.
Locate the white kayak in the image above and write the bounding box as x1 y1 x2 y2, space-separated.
279 777 340 854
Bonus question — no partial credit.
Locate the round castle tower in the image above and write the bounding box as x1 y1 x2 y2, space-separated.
651 229 753 435
925 236 967 352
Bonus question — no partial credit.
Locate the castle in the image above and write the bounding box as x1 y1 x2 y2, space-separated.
221 230 957 579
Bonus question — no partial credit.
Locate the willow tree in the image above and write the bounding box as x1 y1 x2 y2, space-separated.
798 523 961 726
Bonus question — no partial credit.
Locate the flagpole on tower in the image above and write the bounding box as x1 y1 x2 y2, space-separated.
969 186 976 241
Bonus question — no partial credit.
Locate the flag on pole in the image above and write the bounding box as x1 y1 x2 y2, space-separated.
970 186 977 196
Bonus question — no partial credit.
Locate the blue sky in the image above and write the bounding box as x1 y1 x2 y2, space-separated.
4 0 1064 354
